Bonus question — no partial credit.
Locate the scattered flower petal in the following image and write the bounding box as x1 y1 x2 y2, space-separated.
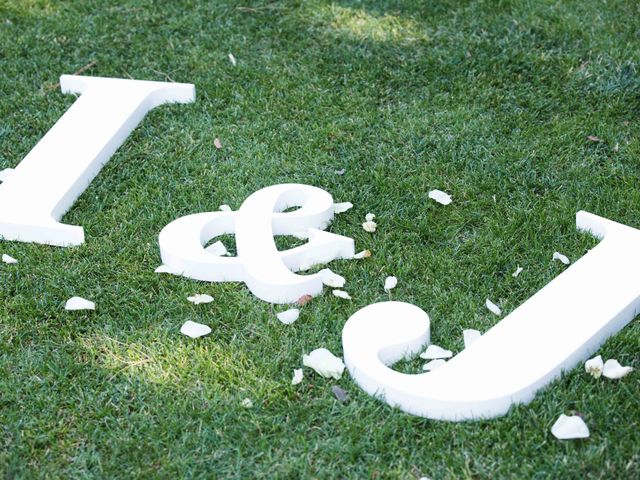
205 240 228 256
297 294 313 306
187 294 214 305
214 138 222 149
428 189 452 205
423 359 446 371
586 135 602 143
553 252 570 265
219 204 231 212
319 268 346 288
228 53 237 66
276 308 300 325
303 348 345 379
2 254 17 264
512 265 523 278
602 359 633 379
463 329 482 348
584 355 603 379
353 249 371 259
384 276 397 292
180 320 212 338
292 368 303 385
365 213 376 222
333 202 353 214
551 414 589 440
335 168 346 175
332 289 352 300
0 168 15 182
419 344 452 360
65 296 95 311
331 385 349 402
362 221 377 233
155 265 172 273
241 398 253 408
485 299 502 316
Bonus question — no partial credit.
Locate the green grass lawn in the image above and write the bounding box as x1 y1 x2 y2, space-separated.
1 0 639 477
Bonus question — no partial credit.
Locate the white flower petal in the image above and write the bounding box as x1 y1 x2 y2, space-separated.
333 202 353 214
553 251 571 265
155 265 173 273
180 320 212 339
302 348 345 379
219 204 232 212
319 268 346 288
428 189 452 205
276 308 300 325
551 414 589 440
365 213 376 222
423 359 447 371
2 254 18 264
0 168 15 182
332 289 352 300
602 359 633 379
187 294 214 305
463 329 482 348
419 344 452 360
584 355 603 379
384 276 398 292
353 250 371 259
205 240 228 256
485 299 502 316
228 53 237 66
291 368 303 385
512 265 523 278
241 398 253 408
65 296 95 311
362 221 377 233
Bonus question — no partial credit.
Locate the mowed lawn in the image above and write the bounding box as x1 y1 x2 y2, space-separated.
1 0 639 478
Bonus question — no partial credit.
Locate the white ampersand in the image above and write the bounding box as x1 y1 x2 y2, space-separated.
158 184 355 304
342 211 640 421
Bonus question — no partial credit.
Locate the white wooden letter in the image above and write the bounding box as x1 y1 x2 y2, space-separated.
343 212 640 421
0 75 195 247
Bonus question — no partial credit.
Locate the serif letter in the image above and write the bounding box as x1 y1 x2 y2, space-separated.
0 75 195 247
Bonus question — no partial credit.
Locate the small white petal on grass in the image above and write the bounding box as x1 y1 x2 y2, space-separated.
428 189 452 205
335 168 346 175
463 329 482 348
291 368 303 385
187 294 214 305
180 320 212 339
551 414 589 440
333 202 353 214
219 204 231 212
205 240 228 256
332 289 351 300
362 221 377 233
241 398 253 408
214 138 223 149
384 276 397 292
423 359 447 371
584 355 603 379
365 213 376 222
553 252 570 265
65 296 95 311
353 250 371 259
419 344 452 360
155 265 173 273
319 268 345 288
485 299 502 316
2 254 17 264
512 265 523 278
602 359 633 379
228 53 237 66
303 348 345 379
276 308 300 325
0 168 15 182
